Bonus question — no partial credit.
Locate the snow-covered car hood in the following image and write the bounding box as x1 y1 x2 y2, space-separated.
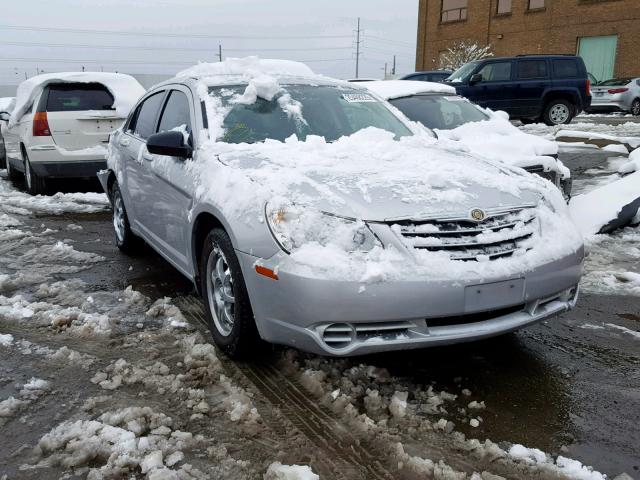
436 117 561 172
192 128 560 223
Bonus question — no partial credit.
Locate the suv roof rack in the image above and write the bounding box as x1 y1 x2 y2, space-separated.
515 54 576 57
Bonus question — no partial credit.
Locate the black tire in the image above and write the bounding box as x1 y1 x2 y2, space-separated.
199 228 261 358
519 118 537 125
0 138 6 170
542 99 575 126
6 156 20 184
631 99 640 117
110 181 143 254
23 149 47 195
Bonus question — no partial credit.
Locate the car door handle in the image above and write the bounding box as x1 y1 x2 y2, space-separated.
119 137 130 147
142 152 154 162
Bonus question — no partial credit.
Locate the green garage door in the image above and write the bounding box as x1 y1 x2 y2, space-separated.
578 35 618 83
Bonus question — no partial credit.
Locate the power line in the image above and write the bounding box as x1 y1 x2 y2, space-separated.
0 24 353 40
364 34 413 47
0 40 353 53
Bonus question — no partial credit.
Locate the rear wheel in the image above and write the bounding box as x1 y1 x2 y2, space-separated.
23 149 47 195
542 99 574 126
111 181 143 254
200 228 261 358
631 99 640 116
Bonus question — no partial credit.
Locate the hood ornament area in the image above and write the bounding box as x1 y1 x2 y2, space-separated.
470 208 487 222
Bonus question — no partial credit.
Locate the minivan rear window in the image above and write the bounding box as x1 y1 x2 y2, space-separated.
46 83 115 112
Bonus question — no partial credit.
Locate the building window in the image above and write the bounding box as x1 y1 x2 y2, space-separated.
497 0 512 14
528 0 545 9
441 0 468 23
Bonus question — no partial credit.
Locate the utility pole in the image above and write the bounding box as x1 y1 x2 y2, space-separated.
218 45 223 62
82 65 85 72
354 17 362 79
392 55 396 76
384 62 388 78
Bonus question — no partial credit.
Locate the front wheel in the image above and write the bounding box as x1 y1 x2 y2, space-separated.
200 228 260 358
631 99 640 116
542 99 574 126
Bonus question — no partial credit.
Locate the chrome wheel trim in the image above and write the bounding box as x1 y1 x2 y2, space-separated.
206 246 235 337
632 100 640 116
113 192 126 243
550 104 570 124
24 156 32 190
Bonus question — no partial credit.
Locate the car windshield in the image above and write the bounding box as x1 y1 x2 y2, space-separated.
390 94 489 130
447 61 479 83
598 78 632 86
209 84 412 144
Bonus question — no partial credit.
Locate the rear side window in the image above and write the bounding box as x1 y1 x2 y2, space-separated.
476 62 512 82
517 60 548 79
553 59 579 78
46 83 114 112
158 90 192 142
133 92 165 140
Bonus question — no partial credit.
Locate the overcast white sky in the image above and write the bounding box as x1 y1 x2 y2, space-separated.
1 0 419 84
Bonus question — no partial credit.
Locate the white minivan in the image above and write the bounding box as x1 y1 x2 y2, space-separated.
1 72 144 194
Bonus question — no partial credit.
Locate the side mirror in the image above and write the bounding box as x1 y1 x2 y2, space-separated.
147 130 192 159
469 73 483 84
0 111 10 122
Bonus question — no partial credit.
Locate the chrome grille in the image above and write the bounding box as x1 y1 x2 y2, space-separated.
320 321 414 349
391 206 538 261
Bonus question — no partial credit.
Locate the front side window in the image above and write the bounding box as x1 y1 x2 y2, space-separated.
517 60 548 79
133 91 165 140
448 61 480 82
529 0 545 9
497 0 512 14
46 83 114 112
390 95 490 130
476 62 512 82
441 0 468 22
208 85 412 144
158 90 192 144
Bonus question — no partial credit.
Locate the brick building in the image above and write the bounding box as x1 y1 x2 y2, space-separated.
416 0 640 82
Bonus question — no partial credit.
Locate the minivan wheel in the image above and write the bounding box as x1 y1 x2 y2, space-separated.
23 150 47 195
6 156 20 184
200 228 260 358
542 100 574 126
111 181 143 254
631 99 640 116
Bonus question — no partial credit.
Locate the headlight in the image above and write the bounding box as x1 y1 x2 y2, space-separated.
265 202 381 253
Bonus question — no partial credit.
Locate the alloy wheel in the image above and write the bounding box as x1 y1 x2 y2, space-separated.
24 156 32 190
632 100 640 116
206 246 235 337
113 192 126 243
549 104 570 124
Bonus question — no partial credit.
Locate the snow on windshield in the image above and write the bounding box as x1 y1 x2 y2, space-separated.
365 80 456 100
9 72 145 127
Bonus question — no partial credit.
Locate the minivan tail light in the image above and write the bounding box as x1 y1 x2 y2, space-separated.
32 111 51 136
608 88 629 94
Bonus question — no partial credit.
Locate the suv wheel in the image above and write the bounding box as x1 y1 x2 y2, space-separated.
542 99 574 126
111 181 143 254
200 228 260 358
23 149 47 195
631 99 640 116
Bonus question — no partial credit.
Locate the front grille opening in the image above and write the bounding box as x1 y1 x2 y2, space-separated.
426 304 525 328
320 321 413 349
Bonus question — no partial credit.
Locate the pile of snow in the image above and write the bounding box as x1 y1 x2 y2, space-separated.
9 72 145 127
365 80 456 100
0 377 50 425
521 121 640 148
264 462 319 480
569 170 640 235
618 148 640 174
176 57 314 82
508 444 606 480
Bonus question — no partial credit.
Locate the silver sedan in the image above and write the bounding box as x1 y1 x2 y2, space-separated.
99 60 584 358
589 77 640 115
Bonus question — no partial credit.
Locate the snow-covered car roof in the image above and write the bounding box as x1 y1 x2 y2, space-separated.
365 80 456 100
9 72 145 127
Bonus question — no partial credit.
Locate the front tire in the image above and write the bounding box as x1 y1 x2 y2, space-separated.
200 228 260 358
542 99 574 126
23 150 47 195
631 99 640 116
111 181 143 254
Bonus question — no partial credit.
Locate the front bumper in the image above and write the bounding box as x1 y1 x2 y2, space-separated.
239 248 584 356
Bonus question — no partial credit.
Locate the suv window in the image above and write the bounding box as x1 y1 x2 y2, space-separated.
477 62 512 82
158 90 192 143
552 59 579 78
517 60 548 79
46 83 114 112
133 92 165 140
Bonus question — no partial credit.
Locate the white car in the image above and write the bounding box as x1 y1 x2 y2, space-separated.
365 80 572 198
1 72 144 195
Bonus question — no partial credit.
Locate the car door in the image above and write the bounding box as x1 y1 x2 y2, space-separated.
121 90 166 225
3 100 35 171
466 60 515 113
513 59 549 118
139 87 196 273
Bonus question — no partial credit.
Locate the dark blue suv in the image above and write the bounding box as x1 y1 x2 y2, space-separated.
447 55 592 125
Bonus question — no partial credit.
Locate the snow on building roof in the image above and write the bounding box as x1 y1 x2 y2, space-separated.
9 72 145 127
365 80 456 100
175 57 315 82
